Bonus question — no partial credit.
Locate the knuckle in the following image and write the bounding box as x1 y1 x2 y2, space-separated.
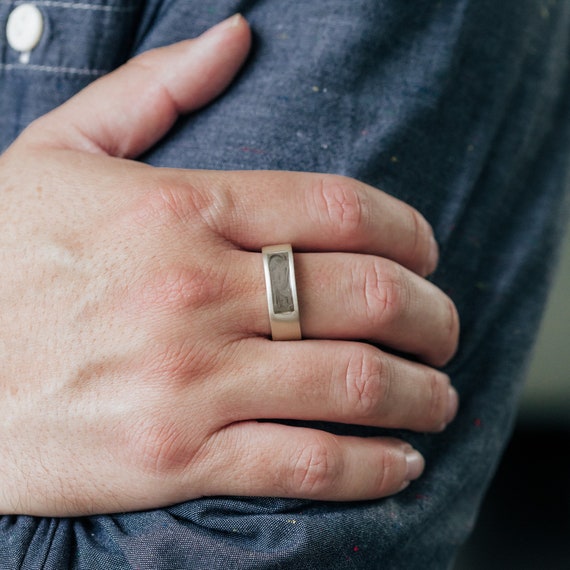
409 207 425 257
132 264 222 315
129 47 161 69
360 261 405 327
406 207 432 270
375 446 404 495
290 438 340 496
314 175 369 240
130 185 191 228
172 177 237 234
445 298 461 361
129 179 225 232
121 65 178 156
432 297 461 367
425 371 448 429
345 348 390 419
145 338 215 386
126 416 192 476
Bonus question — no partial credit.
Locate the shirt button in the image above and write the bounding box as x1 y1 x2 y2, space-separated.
6 4 44 54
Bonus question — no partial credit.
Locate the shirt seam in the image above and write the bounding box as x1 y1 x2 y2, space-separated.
6 0 138 12
0 62 107 75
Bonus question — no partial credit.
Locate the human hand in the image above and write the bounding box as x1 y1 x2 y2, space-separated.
0 15 459 516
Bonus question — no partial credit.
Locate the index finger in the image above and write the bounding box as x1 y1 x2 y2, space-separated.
170 170 438 276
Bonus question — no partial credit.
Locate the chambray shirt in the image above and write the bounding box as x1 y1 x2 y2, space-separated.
0 1 569 568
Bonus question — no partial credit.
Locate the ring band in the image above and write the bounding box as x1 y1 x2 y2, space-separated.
262 244 302 341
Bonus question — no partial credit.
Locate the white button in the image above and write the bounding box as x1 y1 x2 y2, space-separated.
6 4 44 53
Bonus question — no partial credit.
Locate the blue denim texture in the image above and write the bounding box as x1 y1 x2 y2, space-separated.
0 0 569 568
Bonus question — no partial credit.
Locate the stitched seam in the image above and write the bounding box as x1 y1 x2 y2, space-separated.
0 63 107 75
9 0 138 12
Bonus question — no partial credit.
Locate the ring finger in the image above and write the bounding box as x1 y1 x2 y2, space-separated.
236 251 459 367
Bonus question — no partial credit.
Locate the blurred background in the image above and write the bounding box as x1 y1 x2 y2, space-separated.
455 226 570 569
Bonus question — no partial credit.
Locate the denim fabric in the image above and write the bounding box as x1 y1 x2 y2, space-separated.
0 1 569 568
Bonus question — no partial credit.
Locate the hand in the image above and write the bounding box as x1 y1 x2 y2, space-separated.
0 14 459 517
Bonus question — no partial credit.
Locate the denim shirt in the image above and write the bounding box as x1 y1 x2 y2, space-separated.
0 1 569 568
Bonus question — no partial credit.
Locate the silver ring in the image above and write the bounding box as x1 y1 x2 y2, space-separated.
262 244 302 341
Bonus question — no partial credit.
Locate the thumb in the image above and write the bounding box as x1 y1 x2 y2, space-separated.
23 14 251 158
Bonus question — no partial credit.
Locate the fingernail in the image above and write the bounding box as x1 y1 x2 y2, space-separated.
426 235 439 276
445 386 459 425
206 13 244 35
225 13 245 28
405 448 425 481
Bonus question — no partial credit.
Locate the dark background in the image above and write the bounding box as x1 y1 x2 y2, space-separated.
456 423 570 569
456 228 570 570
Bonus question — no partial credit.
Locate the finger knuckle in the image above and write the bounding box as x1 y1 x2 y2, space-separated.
290 438 340 496
445 298 461 362
124 64 180 155
145 338 215 386
431 297 460 367
426 371 448 429
129 179 224 232
405 206 433 270
314 175 369 241
131 264 222 316
345 349 389 419
375 447 403 495
408 207 426 258
360 261 405 328
130 185 190 228
126 416 192 477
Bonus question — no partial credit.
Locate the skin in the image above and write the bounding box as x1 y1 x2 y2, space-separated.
0 15 459 517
